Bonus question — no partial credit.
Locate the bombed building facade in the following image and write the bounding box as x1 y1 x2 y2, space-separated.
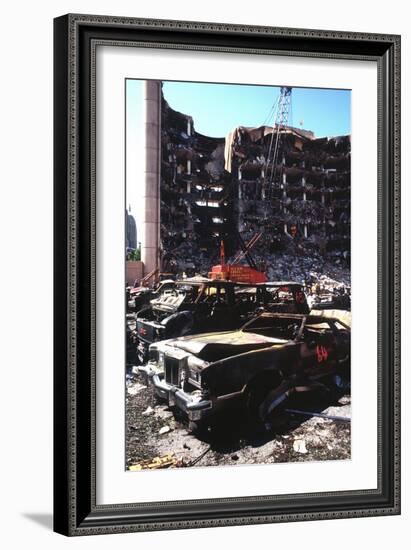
160 89 350 284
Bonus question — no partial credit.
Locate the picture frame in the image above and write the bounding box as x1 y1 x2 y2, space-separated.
53 13 401 536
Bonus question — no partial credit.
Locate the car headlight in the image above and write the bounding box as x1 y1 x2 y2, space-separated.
187 356 207 384
158 351 165 368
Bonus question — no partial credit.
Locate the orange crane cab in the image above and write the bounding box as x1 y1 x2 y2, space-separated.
209 239 268 284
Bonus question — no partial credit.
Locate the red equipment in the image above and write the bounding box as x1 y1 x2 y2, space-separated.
209 237 268 284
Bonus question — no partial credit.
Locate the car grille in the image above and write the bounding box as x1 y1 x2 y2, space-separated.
164 356 180 386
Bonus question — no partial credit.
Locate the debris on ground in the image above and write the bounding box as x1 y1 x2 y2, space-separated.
126 371 351 470
127 382 147 395
159 426 171 435
293 439 308 454
128 453 180 471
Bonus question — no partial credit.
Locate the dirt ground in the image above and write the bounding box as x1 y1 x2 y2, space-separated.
125 370 351 471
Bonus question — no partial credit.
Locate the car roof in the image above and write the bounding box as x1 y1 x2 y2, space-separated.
257 312 342 324
258 281 303 287
175 279 257 288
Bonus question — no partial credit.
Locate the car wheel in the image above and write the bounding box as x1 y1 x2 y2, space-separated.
188 419 211 438
246 374 290 429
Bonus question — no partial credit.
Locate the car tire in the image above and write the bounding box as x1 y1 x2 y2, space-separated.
245 373 290 428
188 419 211 438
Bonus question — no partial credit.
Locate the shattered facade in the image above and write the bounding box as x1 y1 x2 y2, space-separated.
226 126 351 264
160 95 235 274
160 89 350 281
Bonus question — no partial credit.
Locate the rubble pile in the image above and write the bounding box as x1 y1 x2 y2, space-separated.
160 90 350 286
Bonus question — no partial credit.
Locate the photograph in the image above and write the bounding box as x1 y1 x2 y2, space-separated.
52 12 400 535
125 79 352 471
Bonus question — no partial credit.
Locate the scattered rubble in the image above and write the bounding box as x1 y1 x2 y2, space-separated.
126 371 351 471
128 454 180 471
127 382 147 395
159 426 172 435
293 439 308 454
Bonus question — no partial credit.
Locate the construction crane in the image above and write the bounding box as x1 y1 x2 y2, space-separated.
263 86 292 201
210 87 293 284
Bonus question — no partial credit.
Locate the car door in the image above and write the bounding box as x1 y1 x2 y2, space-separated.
298 318 338 380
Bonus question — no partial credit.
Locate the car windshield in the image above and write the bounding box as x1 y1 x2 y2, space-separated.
243 315 302 340
266 286 296 303
173 284 200 303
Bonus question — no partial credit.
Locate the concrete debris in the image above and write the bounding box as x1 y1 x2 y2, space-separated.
141 406 154 416
293 439 308 454
128 453 180 471
159 426 171 435
126 373 351 469
127 382 147 395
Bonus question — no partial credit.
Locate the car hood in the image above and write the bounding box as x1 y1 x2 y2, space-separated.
167 331 287 362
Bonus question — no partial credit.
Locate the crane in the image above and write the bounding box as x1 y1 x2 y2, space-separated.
209 87 293 284
262 86 292 201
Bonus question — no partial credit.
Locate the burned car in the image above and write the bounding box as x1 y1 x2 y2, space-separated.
309 288 351 311
127 279 175 312
239 282 310 314
135 279 258 363
135 279 309 363
138 312 350 431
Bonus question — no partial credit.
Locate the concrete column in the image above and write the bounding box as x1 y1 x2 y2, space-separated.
142 80 161 275
302 176 306 201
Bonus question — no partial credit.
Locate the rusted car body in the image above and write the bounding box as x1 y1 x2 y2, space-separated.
134 279 309 363
138 312 350 430
238 282 309 314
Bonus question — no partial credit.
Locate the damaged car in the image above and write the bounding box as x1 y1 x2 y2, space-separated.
135 279 310 363
127 279 176 312
238 282 310 314
138 312 350 431
135 279 258 363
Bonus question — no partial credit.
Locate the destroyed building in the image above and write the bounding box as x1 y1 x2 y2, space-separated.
160 96 235 274
160 89 350 281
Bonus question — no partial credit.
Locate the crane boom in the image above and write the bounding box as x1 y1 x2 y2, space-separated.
263 86 292 200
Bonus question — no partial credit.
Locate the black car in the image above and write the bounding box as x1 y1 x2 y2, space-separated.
127 279 176 312
135 279 257 363
138 312 350 431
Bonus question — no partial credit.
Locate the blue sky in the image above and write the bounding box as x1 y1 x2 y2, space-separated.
127 79 351 139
